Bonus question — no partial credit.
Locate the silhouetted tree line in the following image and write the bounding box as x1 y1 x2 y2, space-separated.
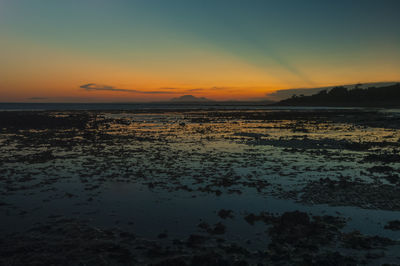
277 83 400 107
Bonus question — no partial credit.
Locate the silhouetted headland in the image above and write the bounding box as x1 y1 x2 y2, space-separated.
275 83 400 107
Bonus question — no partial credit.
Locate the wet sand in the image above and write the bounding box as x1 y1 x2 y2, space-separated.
0 109 399 265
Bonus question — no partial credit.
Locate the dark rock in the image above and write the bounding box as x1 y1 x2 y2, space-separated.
217 209 234 219
384 220 400 231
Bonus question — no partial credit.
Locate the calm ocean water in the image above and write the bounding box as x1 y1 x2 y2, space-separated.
0 102 365 111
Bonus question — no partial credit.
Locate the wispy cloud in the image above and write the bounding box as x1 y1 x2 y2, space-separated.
28 96 95 102
266 88 326 101
186 88 205 92
80 83 237 95
80 83 176 94
185 86 235 92
28 97 48 100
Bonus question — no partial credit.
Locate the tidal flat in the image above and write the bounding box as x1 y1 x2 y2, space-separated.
0 109 400 265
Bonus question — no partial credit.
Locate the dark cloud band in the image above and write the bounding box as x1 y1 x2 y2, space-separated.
80 83 176 94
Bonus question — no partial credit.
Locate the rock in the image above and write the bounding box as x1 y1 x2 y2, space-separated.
217 209 234 219
384 220 400 231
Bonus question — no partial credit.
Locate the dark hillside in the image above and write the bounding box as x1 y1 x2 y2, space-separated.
276 83 400 107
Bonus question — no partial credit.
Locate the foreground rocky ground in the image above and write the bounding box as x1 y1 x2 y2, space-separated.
0 109 399 265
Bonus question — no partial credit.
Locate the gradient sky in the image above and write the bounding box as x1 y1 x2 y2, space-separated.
1 0 399 102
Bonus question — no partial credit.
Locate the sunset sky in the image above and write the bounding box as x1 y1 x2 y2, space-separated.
1 0 399 102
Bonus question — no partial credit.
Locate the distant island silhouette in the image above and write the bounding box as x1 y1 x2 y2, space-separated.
169 95 275 105
276 83 400 107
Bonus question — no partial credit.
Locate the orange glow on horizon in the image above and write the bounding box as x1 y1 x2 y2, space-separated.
1 32 399 102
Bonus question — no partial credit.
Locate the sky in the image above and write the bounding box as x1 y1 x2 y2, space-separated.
1 0 399 102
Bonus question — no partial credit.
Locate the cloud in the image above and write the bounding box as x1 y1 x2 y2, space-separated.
184 86 234 92
28 97 48 100
266 87 327 101
81 83 237 95
157 87 183 90
210 86 228 90
27 96 96 102
80 83 176 94
186 88 205 92
81 83 130 92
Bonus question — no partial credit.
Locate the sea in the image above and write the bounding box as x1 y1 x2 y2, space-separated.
0 102 366 111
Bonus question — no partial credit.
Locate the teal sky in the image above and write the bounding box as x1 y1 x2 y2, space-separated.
1 0 399 102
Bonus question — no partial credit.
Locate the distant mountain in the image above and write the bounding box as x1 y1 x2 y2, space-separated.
275 83 400 107
170 95 213 103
